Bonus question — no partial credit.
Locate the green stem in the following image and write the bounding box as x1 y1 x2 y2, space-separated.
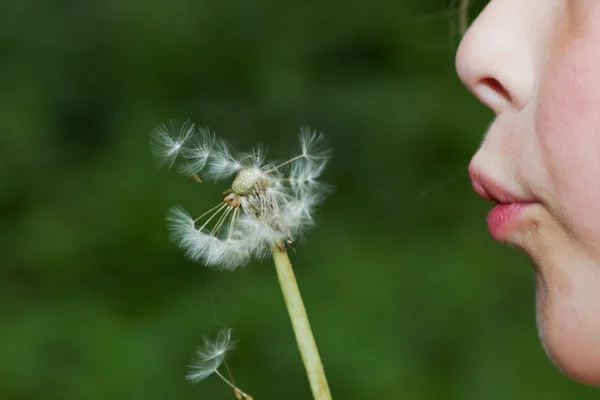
271 241 332 400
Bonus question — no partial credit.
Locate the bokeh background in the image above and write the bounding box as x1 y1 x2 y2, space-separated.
1 0 598 399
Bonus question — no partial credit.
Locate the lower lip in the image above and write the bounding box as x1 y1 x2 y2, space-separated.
486 203 533 240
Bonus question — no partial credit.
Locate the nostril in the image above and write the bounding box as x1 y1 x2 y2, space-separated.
481 78 512 101
478 77 513 106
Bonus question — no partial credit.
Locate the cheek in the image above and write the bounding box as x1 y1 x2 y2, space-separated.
536 38 600 247
532 28 600 385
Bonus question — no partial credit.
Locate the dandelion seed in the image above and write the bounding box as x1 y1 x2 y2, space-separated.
207 138 244 180
187 328 235 383
187 328 253 399
152 123 332 270
289 158 330 198
299 127 331 160
178 127 215 176
150 120 196 168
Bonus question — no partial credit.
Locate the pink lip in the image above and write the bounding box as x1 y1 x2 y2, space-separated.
469 168 534 204
468 166 537 240
486 203 533 241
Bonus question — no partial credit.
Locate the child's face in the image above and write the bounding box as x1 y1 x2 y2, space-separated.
457 0 600 385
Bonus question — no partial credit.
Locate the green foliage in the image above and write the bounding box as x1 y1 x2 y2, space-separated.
0 0 596 398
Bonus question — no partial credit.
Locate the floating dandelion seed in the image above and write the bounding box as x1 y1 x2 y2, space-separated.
150 120 196 169
186 328 234 383
187 328 253 400
152 122 331 270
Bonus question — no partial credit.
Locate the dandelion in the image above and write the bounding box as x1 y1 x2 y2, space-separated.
152 122 333 399
187 328 253 400
153 123 330 270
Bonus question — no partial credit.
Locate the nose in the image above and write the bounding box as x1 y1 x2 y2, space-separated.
455 0 537 113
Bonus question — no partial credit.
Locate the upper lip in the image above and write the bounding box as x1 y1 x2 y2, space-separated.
468 166 535 204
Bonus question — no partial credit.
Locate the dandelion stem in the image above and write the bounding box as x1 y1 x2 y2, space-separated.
271 241 332 400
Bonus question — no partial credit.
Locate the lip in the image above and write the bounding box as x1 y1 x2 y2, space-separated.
469 166 537 240
468 166 535 204
486 203 534 241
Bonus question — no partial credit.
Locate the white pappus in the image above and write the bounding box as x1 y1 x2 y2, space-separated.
186 328 253 399
186 328 235 384
150 121 331 270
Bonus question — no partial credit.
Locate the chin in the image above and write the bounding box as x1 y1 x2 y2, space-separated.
537 312 600 386
532 248 600 387
514 206 600 386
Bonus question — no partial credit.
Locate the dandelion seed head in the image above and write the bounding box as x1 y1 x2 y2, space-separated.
231 168 264 195
152 122 332 269
186 328 235 384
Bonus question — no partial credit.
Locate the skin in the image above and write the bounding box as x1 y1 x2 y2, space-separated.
456 0 600 386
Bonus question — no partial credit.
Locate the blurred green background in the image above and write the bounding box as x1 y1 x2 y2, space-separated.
1 0 597 399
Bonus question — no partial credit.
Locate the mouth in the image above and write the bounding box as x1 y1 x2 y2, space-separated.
469 166 538 241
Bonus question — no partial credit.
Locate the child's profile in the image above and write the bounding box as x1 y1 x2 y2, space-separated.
457 0 600 386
